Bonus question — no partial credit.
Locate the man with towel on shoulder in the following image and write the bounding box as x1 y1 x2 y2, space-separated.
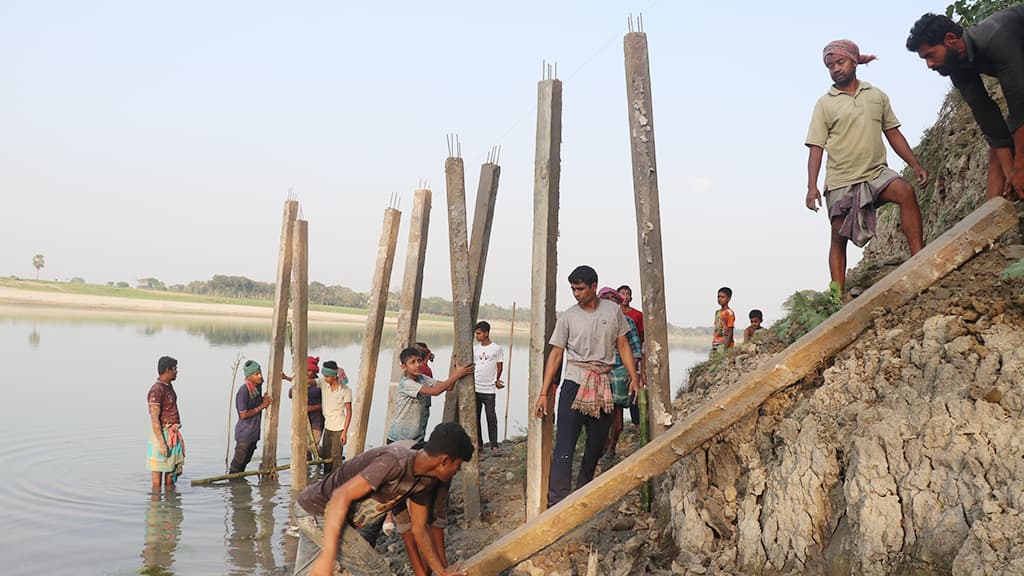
229 359 273 474
805 39 928 299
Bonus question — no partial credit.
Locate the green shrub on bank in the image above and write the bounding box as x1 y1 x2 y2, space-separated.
773 288 842 345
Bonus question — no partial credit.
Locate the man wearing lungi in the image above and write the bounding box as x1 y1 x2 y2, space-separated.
805 39 928 296
147 356 185 489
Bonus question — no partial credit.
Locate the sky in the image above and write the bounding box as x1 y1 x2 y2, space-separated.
0 1 958 327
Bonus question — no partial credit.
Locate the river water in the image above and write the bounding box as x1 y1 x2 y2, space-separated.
0 307 708 575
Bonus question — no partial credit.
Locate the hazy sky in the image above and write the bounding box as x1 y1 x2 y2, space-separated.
1 1 956 326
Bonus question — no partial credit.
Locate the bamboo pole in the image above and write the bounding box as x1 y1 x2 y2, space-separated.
290 219 310 491
503 302 516 441
459 197 1019 575
191 459 332 486
225 354 243 473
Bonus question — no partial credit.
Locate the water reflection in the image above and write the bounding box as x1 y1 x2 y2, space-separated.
226 481 281 574
28 323 40 347
140 489 183 575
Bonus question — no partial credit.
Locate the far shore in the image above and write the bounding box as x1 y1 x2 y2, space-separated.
0 285 710 347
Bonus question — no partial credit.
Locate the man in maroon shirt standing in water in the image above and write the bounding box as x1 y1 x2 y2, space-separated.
147 356 184 489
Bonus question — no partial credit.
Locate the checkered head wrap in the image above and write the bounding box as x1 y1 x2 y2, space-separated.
823 39 876 65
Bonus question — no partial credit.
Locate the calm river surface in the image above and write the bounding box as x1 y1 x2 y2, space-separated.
0 307 708 575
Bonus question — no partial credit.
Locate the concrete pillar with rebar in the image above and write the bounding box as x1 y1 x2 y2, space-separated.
348 206 402 456
260 199 298 476
445 141 482 524
527 66 562 521
383 189 432 442
624 27 672 438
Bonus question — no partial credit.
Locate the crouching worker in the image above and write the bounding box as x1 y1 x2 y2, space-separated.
292 422 474 576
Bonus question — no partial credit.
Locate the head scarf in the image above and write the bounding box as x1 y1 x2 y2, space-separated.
307 356 320 374
243 360 262 378
322 364 349 386
823 39 876 65
598 286 623 304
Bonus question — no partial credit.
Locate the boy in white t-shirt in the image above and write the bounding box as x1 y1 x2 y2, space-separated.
473 321 504 454
320 360 352 474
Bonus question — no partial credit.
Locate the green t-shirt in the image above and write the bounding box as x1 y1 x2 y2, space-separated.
805 81 901 190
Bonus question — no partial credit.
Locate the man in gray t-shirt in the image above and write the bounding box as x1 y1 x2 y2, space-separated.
533 265 641 507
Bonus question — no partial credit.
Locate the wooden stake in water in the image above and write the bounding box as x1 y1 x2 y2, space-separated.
225 353 243 474
503 301 516 441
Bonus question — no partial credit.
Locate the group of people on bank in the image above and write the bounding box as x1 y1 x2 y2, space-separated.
143 8 1024 575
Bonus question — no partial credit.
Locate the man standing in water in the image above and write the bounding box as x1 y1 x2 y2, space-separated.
229 360 272 474
533 265 641 507
805 39 928 297
147 356 184 489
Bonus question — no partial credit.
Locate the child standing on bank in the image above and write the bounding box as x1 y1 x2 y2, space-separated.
473 321 504 455
743 309 764 342
711 287 736 357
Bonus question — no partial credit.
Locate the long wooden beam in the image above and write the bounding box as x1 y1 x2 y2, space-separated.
461 197 1018 575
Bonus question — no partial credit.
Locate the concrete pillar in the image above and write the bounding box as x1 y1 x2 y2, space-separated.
289 219 310 491
383 189 432 443
348 207 402 456
624 31 672 439
260 199 298 476
443 160 501 423
459 197 1019 576
445 155 482 524
527 75 562 521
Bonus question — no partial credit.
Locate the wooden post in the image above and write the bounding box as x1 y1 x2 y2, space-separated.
503 301 516 441
348 207 402 456
290 219 310 491
444 159 502 423
459 198 1019 575
384 189 432 443
260 199 298 476
527 71 562 521
445 154 482 524
624 30 672 439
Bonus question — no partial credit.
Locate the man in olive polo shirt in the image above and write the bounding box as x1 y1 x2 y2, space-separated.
805 39 929 296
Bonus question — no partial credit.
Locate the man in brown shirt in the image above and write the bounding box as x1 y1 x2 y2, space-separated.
147 356 183 489
292 422 474 576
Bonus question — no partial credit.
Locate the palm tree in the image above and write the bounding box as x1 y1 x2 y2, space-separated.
32 254 44 280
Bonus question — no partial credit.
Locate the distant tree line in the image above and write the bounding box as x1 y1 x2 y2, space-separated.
152 274 525 320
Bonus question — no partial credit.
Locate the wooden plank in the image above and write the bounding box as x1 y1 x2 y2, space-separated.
461 197 1018 575
289 219 310 491
624 31 672 438
260 199 298 476
348 207 402 456
526 77 562 521
445 155 482 524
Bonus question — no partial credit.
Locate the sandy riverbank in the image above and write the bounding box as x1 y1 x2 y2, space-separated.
0 286 456 328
